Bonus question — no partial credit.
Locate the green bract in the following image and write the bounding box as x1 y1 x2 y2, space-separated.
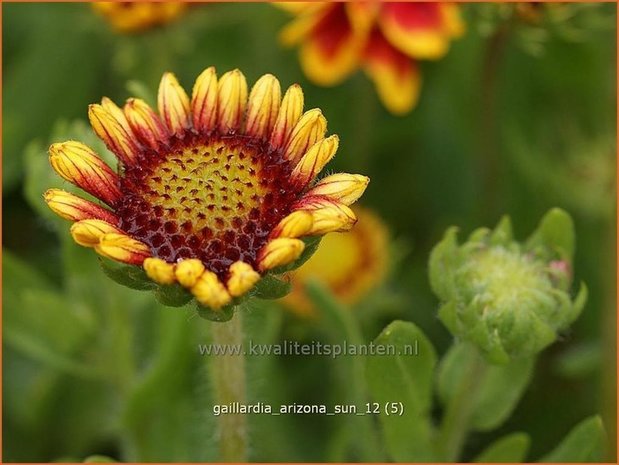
429 208 587 364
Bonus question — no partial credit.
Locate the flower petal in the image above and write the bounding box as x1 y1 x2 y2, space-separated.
191 66 219 133
175 258 206 288
379 3 461 59
294 197 357 235
124 98 169 150
227 261 261 297
291 135 339 186
306 173 369 206
89 104 141 164
144 257 176 285
279 3 331 45
270 210 314 239
245 74 282 140
283 108 327 164
217 69 248 133
95 233 151 265
191 270 232 309
70 219 124 247
44 188 119 223
299 4 363 86
158 72 191 136
363 29 420 115
269 84 304 149
101 97 133 134
257 238 305 271
49 141 122 205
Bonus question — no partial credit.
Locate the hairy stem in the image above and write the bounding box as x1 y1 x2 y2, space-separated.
210 310 248 462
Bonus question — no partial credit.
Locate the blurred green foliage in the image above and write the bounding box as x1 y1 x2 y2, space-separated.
2 2 616 462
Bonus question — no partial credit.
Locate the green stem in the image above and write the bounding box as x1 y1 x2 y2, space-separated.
210 310 248 462
477 22 511 222
438 346 486 461
305 280 383 461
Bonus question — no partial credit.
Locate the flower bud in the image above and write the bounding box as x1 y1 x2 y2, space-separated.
429 208 587 364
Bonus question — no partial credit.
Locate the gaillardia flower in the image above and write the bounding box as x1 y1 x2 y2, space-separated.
45 67 369 312
283 207 388 317
429 208 587 364
279 2 464 114
92 2 187 33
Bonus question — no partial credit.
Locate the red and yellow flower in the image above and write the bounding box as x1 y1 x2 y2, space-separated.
279 2 464 114
45 67 369 310
92 2 187 33
283 207 389 317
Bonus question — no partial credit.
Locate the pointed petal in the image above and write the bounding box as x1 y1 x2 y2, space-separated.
379 2 461 59
191 270 232 309
293 197 357 234
270 210 314 239
291 135 339 186
94 232 151 265
89 104 141 164
49 141 122 205
44 188 119 223
70 219 124 247
306 173 369 206
299 4 363 86
144 257 176 285
124 98 169 150
363 29 420 115
269 84 304 149
101 97 132 134
158 72 191 136
227 261 261 297
245 74 282 140
217 69 248 133
283 108 327 164
191 66 218 133
175 258 206 288
257 238 305 271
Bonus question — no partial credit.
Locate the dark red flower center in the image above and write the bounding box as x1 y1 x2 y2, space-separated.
115 132 300 277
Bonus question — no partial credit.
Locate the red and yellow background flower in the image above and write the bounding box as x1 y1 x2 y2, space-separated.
279 2 464 114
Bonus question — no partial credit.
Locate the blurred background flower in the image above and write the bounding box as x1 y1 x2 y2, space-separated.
93 2 188 33
282 206 389 317
278 2 464 114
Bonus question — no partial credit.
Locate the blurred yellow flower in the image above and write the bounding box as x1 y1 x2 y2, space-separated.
92 2 187 33
45 67 369 310
283 207 389 317
278 2 464 114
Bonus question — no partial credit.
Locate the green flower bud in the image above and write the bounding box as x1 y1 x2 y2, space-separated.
429 208 587 364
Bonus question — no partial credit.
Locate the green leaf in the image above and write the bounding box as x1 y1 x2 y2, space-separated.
154 284 193 307
99 258 157 291
526 207 575 260
490 216 514 245
195 302 235 322
437 343 534 431
539 415 606 462
428 227 460 301
252 274 292 300
366 321 438 461
474 432 530 462
3 249 96 376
